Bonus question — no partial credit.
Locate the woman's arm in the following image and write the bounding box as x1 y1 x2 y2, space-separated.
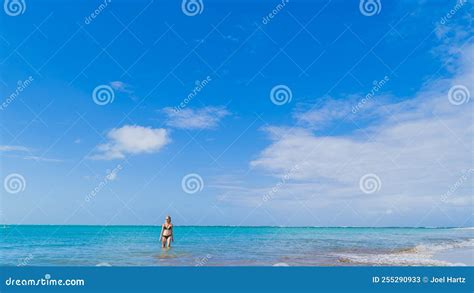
159 225 164 242
171 226 174 242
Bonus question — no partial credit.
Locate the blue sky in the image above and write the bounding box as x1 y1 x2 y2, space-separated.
1 0 473 226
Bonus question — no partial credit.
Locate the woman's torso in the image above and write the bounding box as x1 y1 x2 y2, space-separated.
163 224 172 236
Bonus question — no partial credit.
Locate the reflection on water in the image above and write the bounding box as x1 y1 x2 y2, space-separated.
155 249 180 260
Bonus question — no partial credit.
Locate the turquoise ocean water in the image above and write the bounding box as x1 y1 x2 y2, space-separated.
1 226 472 266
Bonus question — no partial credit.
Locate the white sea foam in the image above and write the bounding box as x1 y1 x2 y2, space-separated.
336 239 473 266
338 253 463 266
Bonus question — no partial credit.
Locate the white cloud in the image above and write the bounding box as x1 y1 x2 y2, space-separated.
91 125 170 160
163 106 229 130
109 81 137 100
23 156 63 162
294 99 354 129
252 101 471 187
109 81 127 92
1 145 63 162
0 145 30 152
229 42 474 225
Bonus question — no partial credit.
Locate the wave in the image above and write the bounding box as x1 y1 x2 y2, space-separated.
337 254 462 266
273 262 290 267
335 239 473 266
408 238 474 252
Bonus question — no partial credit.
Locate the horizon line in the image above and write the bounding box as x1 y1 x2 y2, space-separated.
2 224 473 229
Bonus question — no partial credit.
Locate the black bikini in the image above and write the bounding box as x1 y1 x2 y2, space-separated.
162 225 172 239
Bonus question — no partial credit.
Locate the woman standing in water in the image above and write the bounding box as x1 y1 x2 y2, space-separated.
160 215 174 248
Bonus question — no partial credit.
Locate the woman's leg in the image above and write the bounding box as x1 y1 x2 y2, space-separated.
166 236 172 248
161 237 167 248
